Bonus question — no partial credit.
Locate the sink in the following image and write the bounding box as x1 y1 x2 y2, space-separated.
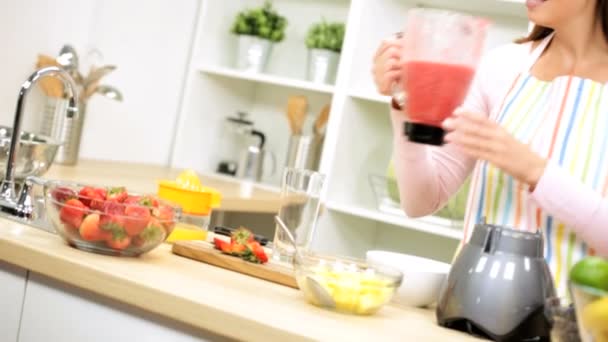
209 210 276 241
0 195 56 234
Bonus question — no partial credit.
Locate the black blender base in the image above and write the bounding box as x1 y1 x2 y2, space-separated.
437 306 551 342
404 122 445 146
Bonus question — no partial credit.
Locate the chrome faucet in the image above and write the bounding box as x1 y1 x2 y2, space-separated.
0 67 79 218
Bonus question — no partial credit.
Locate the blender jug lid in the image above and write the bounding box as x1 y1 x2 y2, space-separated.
470 223 544 258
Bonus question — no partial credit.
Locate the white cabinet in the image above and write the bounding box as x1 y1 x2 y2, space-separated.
0 261 27 342
171 0 530 262
18 273 230 342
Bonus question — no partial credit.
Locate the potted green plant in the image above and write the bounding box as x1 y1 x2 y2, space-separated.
231 1 287 73
305 20 345 84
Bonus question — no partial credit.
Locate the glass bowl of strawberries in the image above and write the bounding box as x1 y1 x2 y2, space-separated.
43 180 182 257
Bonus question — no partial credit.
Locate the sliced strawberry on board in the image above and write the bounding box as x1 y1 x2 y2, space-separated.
248 241 268 264
214 238 231 253
59 199 87 229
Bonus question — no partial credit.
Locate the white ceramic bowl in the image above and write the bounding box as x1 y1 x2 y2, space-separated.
366 250 451 307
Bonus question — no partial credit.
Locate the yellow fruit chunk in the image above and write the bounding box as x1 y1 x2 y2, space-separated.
583 297 608 332
305 270 395 315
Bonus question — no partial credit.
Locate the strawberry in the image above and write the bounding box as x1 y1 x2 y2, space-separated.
138 218 165 245
124 195 141 205
60 199 87 229
106 234 131 250
79 214 111 242
152 205 175 232
51 187 76 203
78 187 104 208
138 195 159 208
99 201 126 231
123 205 151 236
131 236 145 248
94 187 107 198
107 187 128 203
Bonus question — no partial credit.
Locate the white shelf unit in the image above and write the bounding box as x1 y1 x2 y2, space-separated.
198 65 335 95
172 0 529 261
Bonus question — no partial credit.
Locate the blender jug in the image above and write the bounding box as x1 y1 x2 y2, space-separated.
395 9 488 145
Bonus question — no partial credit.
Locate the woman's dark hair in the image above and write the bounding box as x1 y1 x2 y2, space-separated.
516 0 608 43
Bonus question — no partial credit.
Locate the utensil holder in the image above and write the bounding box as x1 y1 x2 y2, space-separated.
285 135 323 171
41 97 86 165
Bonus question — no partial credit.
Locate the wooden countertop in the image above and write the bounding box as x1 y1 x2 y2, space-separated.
0 219 479 342
44 159 281 213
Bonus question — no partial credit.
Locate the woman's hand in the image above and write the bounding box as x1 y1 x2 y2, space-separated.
372 35 403 96
442 111 548 189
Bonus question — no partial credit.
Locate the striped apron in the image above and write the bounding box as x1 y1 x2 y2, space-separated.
462 34 608 298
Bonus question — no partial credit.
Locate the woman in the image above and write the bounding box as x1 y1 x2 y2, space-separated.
373 0 608 297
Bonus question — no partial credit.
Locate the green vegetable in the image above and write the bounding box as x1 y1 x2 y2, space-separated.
231 1 287 43
305 20 345 53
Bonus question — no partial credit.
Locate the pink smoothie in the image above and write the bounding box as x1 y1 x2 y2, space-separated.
402 61 475 126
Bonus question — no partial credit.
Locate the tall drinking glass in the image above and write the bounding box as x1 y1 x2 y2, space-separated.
393 9 489 146
272 168 325 264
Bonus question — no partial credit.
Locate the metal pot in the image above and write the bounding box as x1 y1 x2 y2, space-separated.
236 35 273 73
0 126 60 180
306 49 340 84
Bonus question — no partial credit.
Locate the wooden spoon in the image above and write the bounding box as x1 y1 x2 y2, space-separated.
36 54 64 98
314 104 330 136
287 96 308 135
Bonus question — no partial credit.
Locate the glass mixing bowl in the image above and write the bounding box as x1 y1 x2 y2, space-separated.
44 180 181 257
294 253 403 315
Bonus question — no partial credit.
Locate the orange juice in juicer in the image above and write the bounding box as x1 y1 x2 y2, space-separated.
157 170 221 242
395 9 488 145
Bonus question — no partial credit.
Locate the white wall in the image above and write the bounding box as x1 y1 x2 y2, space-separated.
0 0 199 165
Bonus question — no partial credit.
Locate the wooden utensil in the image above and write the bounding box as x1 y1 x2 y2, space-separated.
287 96 308 135
172 240 298 289
314 104 330 136
84 65 116 88
36 54 64 98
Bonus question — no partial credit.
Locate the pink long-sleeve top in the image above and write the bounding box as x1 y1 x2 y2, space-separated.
391 41 608 260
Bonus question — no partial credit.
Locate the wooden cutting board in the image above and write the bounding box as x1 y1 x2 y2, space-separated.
171 240 298 289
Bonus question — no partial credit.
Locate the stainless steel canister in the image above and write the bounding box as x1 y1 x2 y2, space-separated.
40 97 86 165
285 135 323 171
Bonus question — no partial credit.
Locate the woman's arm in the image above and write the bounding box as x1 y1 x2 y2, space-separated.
531 163 608 256
391 111 475 217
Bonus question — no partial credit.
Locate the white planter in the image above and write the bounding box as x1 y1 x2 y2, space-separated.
306 48 340 84
235 35 273 73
